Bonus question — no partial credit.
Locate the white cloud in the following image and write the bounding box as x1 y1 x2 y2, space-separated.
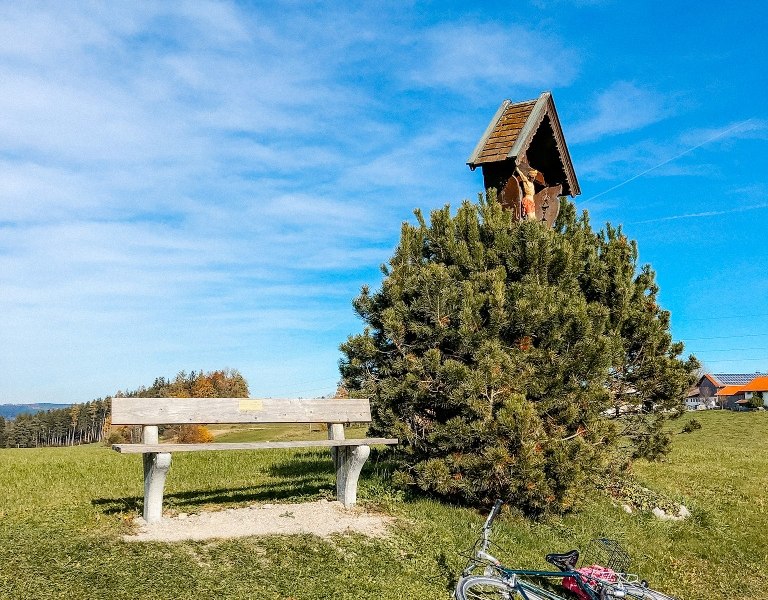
0 4 587 402
577 141 664 181
406 22 579 94
569 81 673 143
0 6 459 402
577 115 767 189
0 1 762 403
577 141 715 183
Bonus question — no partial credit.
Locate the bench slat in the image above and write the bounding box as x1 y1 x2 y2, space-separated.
112 438 398 453
110 397 372 425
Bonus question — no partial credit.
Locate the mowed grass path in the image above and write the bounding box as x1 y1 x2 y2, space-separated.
0 412 766 599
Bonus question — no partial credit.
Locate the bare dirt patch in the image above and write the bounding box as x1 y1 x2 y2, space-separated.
123 499 394 543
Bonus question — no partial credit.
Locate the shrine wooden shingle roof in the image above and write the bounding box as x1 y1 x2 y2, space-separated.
471 99 538 164
467 91 580 197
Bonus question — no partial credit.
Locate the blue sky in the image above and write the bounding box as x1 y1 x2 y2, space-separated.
1 1 766 404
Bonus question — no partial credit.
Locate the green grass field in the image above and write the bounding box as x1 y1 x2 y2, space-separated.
1 411 766 599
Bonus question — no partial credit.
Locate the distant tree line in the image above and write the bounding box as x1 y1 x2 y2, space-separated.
116 368 249 400
0 400 109 448
1 369 249 448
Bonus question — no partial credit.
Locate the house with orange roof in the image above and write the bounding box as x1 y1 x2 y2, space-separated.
716 385 747 410
686 372 766 410
714 376 768 410
739 376 768 408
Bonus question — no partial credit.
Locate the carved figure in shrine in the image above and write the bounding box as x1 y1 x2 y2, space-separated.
515 164 539 221
467 92 580 228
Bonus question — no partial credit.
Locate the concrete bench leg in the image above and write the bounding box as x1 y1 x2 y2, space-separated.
328 423 344 471
335 445 370 507
142 452 172 523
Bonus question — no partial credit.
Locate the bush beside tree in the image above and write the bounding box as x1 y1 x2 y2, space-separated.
177 424 216 443
747 391 764 409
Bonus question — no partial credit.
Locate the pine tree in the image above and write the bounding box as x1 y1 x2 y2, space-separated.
340 192 696 515
555 206 698 462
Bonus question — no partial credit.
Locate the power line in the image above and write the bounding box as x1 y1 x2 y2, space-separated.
704 357 768 363
681 333 768 341
689 348 768 353
680 312 768 321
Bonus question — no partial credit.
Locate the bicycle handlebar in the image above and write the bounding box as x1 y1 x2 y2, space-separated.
484 499 503 530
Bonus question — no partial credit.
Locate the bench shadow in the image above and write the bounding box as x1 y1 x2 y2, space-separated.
93 451 337 515
92 483 331 515
266 453 332 478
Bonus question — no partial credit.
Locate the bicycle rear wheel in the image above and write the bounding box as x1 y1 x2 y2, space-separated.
455 575 547 600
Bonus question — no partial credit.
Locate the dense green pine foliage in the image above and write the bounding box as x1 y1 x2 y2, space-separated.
340 193 697 515
555 201 699 460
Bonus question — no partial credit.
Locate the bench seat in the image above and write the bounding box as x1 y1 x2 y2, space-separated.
112 438 398 453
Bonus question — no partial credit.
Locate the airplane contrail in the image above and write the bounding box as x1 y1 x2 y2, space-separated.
584 118 756 203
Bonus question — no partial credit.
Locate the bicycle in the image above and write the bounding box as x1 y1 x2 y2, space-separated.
454 500 678 600
544 539 677 600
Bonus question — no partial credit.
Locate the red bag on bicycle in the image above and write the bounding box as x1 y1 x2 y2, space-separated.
563 565 618 600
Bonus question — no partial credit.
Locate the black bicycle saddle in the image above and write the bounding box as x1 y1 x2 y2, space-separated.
545 549 580 571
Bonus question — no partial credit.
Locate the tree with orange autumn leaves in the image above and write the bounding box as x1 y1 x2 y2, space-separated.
109 369 249 444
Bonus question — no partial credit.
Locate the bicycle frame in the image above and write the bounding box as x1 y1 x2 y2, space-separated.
460 500 631 600
466 560 616 600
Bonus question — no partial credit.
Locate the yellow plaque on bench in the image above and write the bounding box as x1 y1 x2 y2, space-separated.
238 399 264 412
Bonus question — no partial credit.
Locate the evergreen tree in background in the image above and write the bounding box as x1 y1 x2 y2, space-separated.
1 399 110 448
120 368 249 400
340 192 697 515
110 369 250 443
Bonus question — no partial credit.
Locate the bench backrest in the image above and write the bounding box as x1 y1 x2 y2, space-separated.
110 397 371 426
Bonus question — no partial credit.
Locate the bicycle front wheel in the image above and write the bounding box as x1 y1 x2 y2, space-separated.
455 576 547 600
621 583 678 600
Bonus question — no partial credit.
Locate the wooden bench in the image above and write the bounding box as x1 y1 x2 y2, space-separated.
110 397 397 523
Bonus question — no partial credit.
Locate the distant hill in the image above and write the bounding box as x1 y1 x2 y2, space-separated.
0 403 72 420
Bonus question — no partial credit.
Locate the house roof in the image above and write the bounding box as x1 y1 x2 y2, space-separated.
466 92 580 197
697 373 722 388
711 373 761 386
716 385 745 397
740 376 768 392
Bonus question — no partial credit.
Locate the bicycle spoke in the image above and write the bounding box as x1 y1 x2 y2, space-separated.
457 576 516 600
